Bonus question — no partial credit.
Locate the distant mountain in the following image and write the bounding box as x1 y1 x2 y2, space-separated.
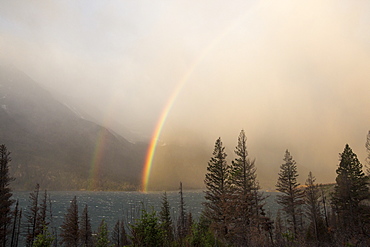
49 92 150 143
0 64 147 190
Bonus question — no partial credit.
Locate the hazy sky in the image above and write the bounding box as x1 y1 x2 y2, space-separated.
1 0 370 187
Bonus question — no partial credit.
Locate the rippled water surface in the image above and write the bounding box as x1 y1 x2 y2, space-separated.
12 190 280 234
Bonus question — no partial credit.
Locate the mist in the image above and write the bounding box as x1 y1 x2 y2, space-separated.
1 0 370 189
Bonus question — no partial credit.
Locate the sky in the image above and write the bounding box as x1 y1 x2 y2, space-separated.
1 0 370 189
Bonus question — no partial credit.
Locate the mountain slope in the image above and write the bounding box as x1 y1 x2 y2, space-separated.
0 64 146 190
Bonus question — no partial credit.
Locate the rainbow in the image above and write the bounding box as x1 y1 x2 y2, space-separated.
88 91 122 190
140 16 256 192
85 3 262 192
141 67 195 192
89 128 109 190
141 2 263 192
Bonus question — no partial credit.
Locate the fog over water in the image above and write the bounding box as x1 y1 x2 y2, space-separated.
1 0 370 189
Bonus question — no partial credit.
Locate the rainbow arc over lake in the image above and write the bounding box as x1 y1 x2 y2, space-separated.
141 25 245 192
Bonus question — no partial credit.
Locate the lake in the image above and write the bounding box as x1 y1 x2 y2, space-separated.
12 190 280 239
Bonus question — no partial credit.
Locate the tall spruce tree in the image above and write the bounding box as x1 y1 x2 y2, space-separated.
38 190 49 234
0 144 14 247
229 130 263 245
13 209 22 247
96 219 110 247
10 200 19 247
304 172 322 244
177 182 187 241
230 130 256 194
159 192 173 246
26 184 40 247
331 144 369 239
111 219 128 247
79 205 93 247
130 209 163 247
112 220 120 247
60 196 79 247
203 137 230 239
276 149 304 238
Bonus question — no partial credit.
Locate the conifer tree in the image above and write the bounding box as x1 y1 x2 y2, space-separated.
47 195 57 247
119 220 128 246
276 149 304 239
0 144 14 247
331 144 369 239
79 205 93 247
130 209 163 247
59 196 79 247
230 130 256 194
10 200 19 247
96 219 110 247
32 225 54 247
229 130 265 245
304 172 321 244
14 208 22 247
112 220 120 247
26 184 40 247
274 210 285 246
177 182 187 241
38 190 49 234
186 212 193 237
112 219 128 247
159 192 173 246
203 137 230 239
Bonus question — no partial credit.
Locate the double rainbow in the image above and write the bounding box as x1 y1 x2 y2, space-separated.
87 2 261 192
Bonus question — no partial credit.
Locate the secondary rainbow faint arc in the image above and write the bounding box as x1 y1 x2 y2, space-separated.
88 91 122 190
141 2 262 192
89 128 108 190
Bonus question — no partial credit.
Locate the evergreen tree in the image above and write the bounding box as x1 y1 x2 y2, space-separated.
230 130 256 194
130 209 163 247
11 206 22 247
189 213 219 247
79 205 93 247
38 190 49 234
186 212 193 238
26 184 40 247
159 192 173 246
119 220 128 246
10 200 19 247
111 219 128 247
177 182 187 241
0 144 14 247
304 172 321 245
203 137 230 240
112 221 120 247
331 144 369 241
229 130 265 245
47 195 57 247
276 149 304 239
59 196 79 247
32 226 54 247
274 209 285 246
96 219 110 247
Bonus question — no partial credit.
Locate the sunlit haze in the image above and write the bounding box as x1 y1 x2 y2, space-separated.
1 0 370 190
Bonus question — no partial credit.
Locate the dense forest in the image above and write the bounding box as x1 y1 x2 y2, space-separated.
1 130 370 246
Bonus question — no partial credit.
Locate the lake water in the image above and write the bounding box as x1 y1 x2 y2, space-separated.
12 190 280 238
